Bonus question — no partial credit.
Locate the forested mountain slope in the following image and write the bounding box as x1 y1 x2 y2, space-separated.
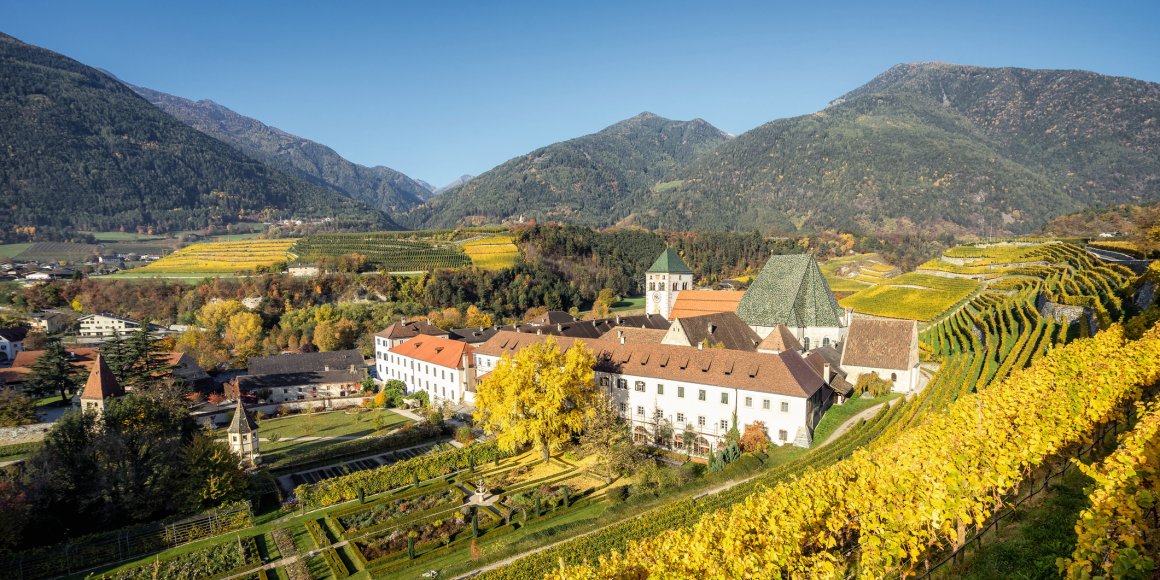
0 32 395 240
644 63 1160 235
407 112 731 228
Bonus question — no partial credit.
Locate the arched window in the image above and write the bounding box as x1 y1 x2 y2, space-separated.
803 337 810 351
823 337 830 347
890 372 897 382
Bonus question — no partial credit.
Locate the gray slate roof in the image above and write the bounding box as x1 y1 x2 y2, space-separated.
228 399 257 434
247 350 365 376
671 312 760 351
736 254 844 329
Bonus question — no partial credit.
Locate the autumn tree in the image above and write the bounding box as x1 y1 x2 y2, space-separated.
464 305 493 328
473 338 597 463
740 421 771 453
313 318 358 352
590 288 617 319
580 393 636 483
224 311 264 362
195 300 246 334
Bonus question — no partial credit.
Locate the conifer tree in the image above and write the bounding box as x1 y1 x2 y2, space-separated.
28 341 85 400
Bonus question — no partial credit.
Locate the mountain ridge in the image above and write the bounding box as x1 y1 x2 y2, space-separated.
127 84 432 214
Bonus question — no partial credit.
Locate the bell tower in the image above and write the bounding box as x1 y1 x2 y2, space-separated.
645 248 694 320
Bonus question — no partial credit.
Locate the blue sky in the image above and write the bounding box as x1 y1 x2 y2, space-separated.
3 1 1158 186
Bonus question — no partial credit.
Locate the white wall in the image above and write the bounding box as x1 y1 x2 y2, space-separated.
380 347 470 406
598 371 812 452
844 364 920 393
751 324 843 351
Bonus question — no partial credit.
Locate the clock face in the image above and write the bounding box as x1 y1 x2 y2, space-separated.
652 292 661 302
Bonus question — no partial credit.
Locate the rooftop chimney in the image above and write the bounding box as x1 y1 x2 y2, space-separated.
619 336 625 345
823 362 831 382
697 341 703 351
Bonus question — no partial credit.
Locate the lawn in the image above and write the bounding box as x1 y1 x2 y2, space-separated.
811 393 903 446
257 408 411 440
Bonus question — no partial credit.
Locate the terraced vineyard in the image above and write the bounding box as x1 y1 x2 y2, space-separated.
461 235 520 269
131 239 296 274
291 233 472 272
838 272 978 321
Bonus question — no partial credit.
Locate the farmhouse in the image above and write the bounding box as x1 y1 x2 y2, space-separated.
381 335 476 406
29 310 70 334
840 318 921 393
0 327 28 363
240 350 367 403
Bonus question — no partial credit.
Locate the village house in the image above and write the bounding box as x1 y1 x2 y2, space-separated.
660 312 761 351
374 319 449 351
0 327 28 363
28 310 71 334
78 313 143 337
380 335 476 406
239 350 367 403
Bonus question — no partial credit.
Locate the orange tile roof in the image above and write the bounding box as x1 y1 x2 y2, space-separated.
757 324 802 353
389 335 474 369
667 290 745 320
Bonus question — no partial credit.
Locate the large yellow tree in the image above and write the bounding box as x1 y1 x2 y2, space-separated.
473 338 597 463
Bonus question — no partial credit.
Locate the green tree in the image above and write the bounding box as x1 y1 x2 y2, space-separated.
0 390 37 427
120 325 176 390
28 340 85 400
473 338 597 463
178 434 249 511
580 393 636 484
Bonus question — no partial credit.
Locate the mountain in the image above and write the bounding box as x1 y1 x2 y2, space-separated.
435 174 473 195
640 63 1160 235
405 112 731 228
0 32 398 240
127 84 433 214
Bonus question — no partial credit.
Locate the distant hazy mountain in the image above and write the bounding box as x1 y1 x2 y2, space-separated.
405 112 731 228
435 174 474 195
642 63 1160 235
0 32 395 240
129 84 431 215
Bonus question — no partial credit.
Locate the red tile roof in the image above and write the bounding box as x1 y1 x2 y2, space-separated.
667 290 745 319
12 348 99 373
80 354 125 401
390 335 474 369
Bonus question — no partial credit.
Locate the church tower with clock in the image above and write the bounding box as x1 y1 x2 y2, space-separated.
645 248 694 320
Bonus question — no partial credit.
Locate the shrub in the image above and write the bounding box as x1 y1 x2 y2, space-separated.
455 425 475 444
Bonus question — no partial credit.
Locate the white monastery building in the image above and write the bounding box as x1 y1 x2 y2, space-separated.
381 335 476 406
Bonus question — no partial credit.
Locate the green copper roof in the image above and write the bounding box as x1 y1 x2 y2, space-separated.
736 254 844 328
647 248 693 274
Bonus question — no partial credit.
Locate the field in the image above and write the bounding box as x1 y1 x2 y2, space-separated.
461 235 520 269
839 272 978 321
0 243 31 258
12 241 97 262
130 239 296 274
